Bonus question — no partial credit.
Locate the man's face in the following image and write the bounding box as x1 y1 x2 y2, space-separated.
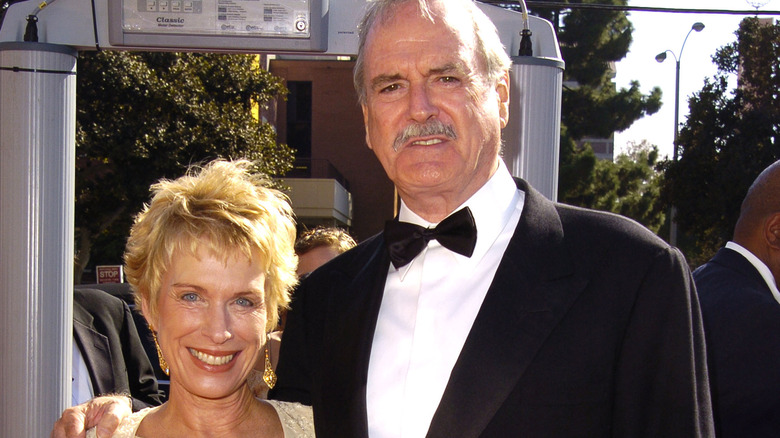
360 1 509 211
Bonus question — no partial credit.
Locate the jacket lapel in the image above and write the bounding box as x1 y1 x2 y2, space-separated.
72 301 115 396
426 180 589 438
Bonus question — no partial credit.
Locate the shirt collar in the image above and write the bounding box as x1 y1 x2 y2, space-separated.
725 241 780 306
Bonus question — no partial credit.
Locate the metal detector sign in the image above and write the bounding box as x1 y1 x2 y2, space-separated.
109 0 326 51
122 0 311 37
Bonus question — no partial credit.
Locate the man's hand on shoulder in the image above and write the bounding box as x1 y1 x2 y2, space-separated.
51 395 132 438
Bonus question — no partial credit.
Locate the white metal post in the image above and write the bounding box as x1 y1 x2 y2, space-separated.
502 56 564 201
0 42 76 437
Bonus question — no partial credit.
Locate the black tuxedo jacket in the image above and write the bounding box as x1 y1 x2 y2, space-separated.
73 288 163 411
273 179 714 437
693 247 780 437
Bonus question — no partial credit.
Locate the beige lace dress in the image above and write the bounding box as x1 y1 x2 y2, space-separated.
86 400 314 438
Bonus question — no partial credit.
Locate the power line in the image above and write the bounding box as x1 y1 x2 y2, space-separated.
481 1 780 16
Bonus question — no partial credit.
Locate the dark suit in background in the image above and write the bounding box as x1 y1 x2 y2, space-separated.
73 288 163 411
691 159 780 437
694 248 780 437
273 180 713 437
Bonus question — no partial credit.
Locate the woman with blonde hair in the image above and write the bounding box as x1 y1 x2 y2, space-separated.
88 159 313 437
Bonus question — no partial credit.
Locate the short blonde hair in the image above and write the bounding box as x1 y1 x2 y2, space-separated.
124 159 298 332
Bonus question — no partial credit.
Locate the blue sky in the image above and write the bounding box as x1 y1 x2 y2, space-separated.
612 0 779 158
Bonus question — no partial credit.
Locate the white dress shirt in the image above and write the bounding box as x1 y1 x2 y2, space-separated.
366 161 525 438
72 339 94 406
725 241 780 305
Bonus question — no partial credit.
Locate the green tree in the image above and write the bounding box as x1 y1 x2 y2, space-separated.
661 17 780 266
560 140 666 233
497 0 662 140
75 51 292 282
519 1 663 206
552 1 662 140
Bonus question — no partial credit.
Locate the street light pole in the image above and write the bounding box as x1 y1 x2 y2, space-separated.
656 21 705 246
674 55 680 163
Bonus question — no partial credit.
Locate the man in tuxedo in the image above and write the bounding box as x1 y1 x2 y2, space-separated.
270 0 713 436
51 0 713 436
73 287 164 411
693 160 780 437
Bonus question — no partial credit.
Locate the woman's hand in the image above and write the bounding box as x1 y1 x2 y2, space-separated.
50 395 132 438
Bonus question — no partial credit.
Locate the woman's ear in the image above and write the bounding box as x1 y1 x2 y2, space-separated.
140 296 155 330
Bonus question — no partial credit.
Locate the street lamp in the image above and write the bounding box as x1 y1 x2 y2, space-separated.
655 21 705 246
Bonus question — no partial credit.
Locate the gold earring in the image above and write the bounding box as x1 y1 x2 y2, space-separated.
151 329 170 376
262 344 276 389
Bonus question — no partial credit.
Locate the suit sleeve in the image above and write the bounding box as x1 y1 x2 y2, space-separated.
118 300 165 410
612 247 714 436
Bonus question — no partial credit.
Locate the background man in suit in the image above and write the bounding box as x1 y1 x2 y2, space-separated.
52 0 713 436
73 288 164 411
693 160 780 437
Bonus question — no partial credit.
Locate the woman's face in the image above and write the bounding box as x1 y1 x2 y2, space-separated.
143 240 267 400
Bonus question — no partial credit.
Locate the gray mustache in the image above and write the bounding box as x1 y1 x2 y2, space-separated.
393 120 457 151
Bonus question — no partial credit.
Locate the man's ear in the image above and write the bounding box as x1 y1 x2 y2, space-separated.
765 213 780 249
496 71 510 129
362 103 373 150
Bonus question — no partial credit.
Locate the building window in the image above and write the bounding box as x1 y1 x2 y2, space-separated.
286 81 312 158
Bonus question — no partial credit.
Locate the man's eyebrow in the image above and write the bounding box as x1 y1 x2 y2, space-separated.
370 73 404 90
428 63 464 76
369 63 468 90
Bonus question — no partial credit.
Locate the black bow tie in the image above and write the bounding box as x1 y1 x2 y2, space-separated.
384 207 477 269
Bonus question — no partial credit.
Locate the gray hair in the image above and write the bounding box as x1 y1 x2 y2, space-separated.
353 0 511 105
